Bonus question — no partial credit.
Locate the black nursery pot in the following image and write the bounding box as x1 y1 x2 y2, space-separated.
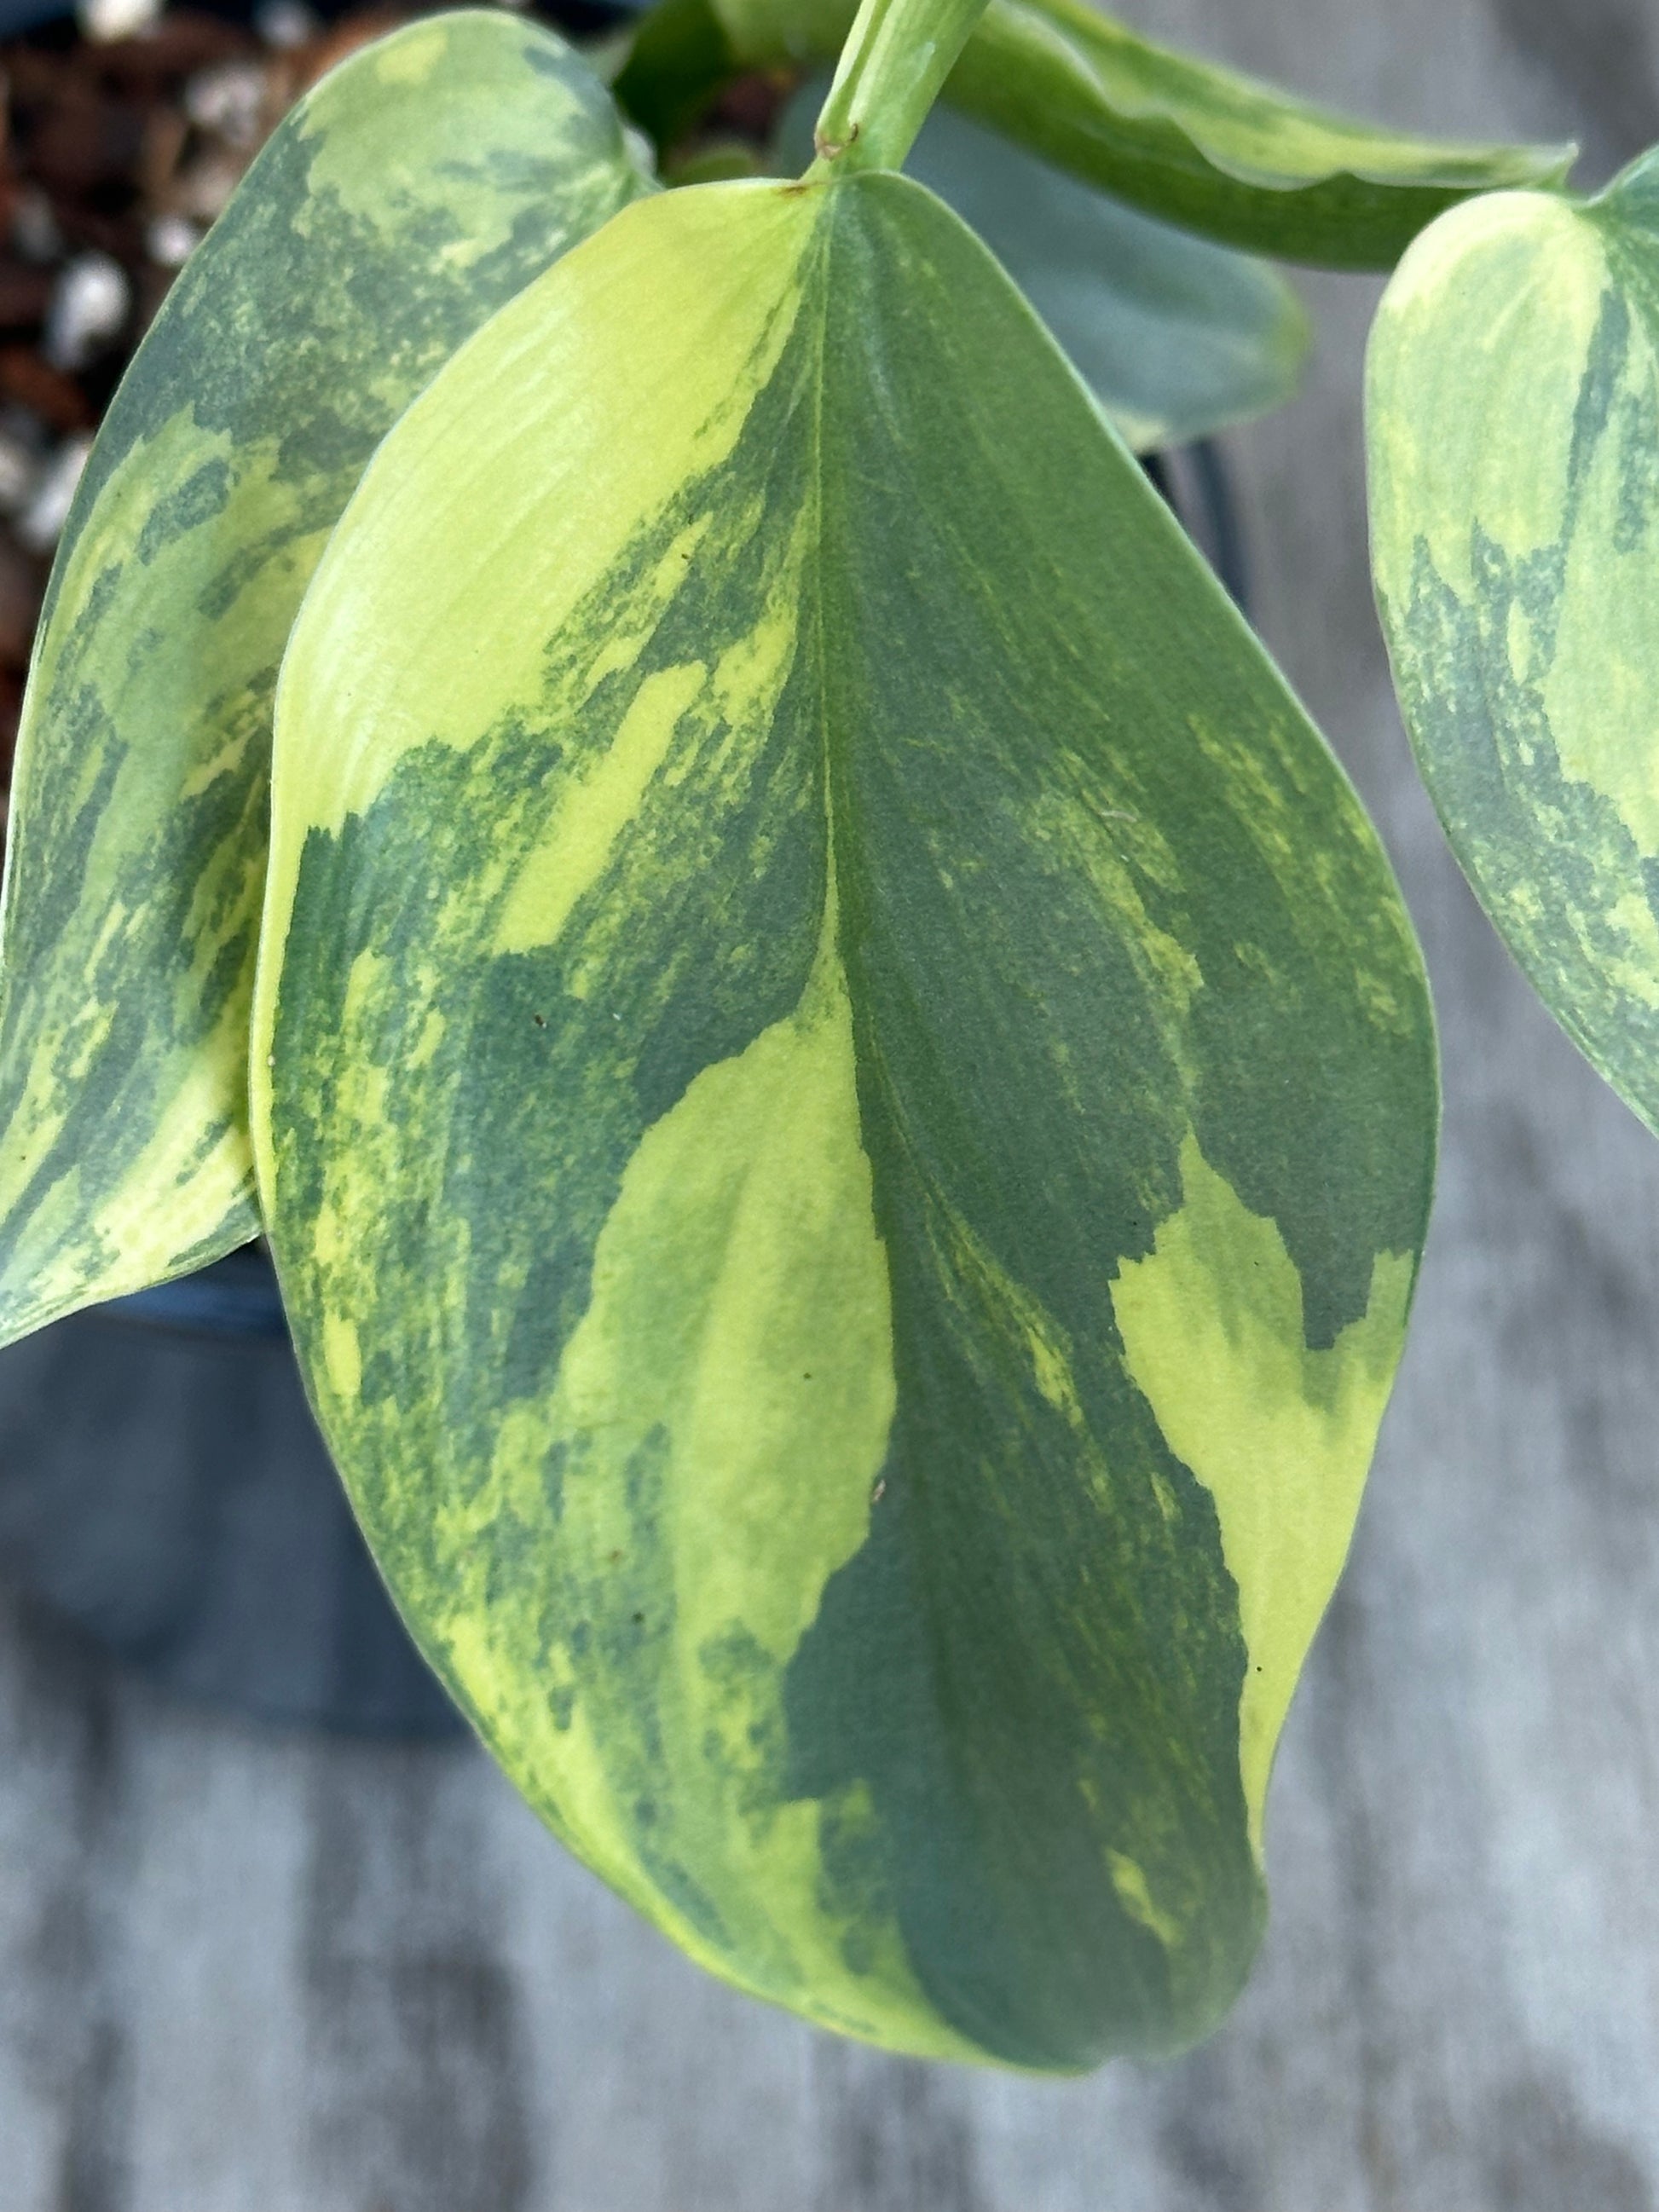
0 1245 465 1733
0 443 1242 1732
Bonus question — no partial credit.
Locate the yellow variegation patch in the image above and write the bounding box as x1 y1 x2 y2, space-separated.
1113 1137 1413 1851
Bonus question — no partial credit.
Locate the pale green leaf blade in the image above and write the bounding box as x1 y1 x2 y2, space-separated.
776 81 1309 448
1369 155 1659 1132
0 10 650 1347
619 0 1574 268
254 176 1436 2066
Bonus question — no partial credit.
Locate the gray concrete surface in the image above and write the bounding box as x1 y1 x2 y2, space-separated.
5 0 1659 2203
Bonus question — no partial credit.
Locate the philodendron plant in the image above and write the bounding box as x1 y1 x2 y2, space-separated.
0 0 1631 2071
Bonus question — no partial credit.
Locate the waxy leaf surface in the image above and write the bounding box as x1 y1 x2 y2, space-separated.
620 0 1574 267
0 11 648 1345
254 175 1436 2066
1369 154 1659 1131
776 86 1309 450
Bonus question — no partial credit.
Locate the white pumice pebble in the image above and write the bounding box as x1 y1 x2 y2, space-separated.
44 255 130 373
185 61 270 148
255 0 318 49
10 189 63 267
78 0 160 39
0 435 39 520
17 437 93 556
146 214 201 270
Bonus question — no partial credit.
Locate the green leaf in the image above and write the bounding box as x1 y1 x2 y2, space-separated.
0 11 650 1347
775 82 1309 448
615 0 743 153
252 174 1436 2065
1368 153 1659 1135
939 0 1575 268
617 0 1575 268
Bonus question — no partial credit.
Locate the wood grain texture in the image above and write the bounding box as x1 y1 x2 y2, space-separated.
4 0 1659 2199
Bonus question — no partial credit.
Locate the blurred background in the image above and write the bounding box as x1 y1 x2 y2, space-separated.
1 0 1657 2204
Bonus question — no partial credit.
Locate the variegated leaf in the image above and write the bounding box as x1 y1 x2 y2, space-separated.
252 175 1436 2065
616 0 1574 268
0 10 650 1346
1369 151 1659 1134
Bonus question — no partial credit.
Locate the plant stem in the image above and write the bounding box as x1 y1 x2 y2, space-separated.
806 0 991 176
